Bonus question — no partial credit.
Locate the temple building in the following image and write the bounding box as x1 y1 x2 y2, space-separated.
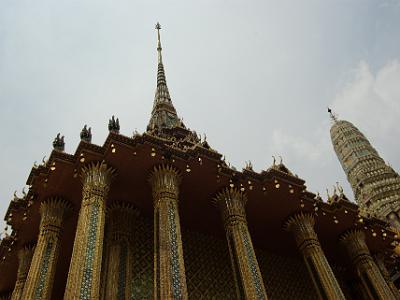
0 24 399 300
330 112 400 230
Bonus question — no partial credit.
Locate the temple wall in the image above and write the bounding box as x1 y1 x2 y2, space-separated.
128 215 322 299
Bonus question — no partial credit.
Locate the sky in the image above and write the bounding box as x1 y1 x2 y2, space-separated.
1 0 400 232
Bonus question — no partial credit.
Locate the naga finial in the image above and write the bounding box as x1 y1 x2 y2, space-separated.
245 160 254 171
272 156 276 166
80 125 92 143
336 182 344 195
52 133 65 152
108 116 120 133
332 185 337 195
279 156 283 164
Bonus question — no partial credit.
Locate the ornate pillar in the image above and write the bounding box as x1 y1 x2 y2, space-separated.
103 203 138 299
340 229 396 300
11 245 34 300
214 187 267 300
21 198 71 300
374 253 400 299
149 165 188 300
285 212 345 300
64 161 115 300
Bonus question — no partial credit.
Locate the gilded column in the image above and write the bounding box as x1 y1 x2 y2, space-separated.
21 198 71 300
104 203 138 299
214 187 267 300
149 165 188 300
11 245 34 300
284 212 345 300
64 161 115 300
340 229 396 300
374 253 400 299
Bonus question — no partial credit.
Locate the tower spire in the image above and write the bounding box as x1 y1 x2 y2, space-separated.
156 22 162 64
327 107 338 122
147 22 181 133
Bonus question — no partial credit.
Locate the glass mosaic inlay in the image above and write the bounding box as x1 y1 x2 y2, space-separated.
35 241 53 300
80 203 100 300
117 242 128 300
168 204 182 299
242 227 265 300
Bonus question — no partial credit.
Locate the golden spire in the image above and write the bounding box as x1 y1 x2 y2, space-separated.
147 23 180 132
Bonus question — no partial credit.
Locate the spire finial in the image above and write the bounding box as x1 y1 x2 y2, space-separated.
328 107 338 122
156 22 162 63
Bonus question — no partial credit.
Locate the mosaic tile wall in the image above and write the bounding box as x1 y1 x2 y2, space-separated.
128 214 329 299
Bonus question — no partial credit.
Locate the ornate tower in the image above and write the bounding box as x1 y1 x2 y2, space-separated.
147 22 182 133
329 110 400 229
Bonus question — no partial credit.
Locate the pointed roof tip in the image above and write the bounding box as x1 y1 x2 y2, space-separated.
328 107 338 123
147 22 181 132
155 22 162 63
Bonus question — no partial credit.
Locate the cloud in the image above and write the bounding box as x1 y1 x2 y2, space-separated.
268 127 329 164
331 60 400 167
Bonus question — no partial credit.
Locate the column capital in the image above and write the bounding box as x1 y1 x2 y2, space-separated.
339 229 369 264
81 160 116 188
40 197 72 229
149 164 181 205
214 187 247 226
284 212 317 250
107 202 139 243
81 161 116 207
284 212 315 231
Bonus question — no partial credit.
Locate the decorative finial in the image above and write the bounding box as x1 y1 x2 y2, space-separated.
332 185 337 195
245 160 254 171
328 107 338 122
80 125 92 143
108 116 120 133
272 156 276 166
155 22 162 63
279 156 283 164
52 133 65 152
336 182 344 195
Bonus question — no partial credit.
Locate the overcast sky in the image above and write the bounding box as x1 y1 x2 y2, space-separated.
1 0 400 232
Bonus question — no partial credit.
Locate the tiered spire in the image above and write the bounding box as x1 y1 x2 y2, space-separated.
330 114 400 228
147 23 181 132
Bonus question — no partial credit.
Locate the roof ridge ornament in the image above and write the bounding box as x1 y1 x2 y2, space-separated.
53 133 65 152
80 125 92 143
108 115 120 133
